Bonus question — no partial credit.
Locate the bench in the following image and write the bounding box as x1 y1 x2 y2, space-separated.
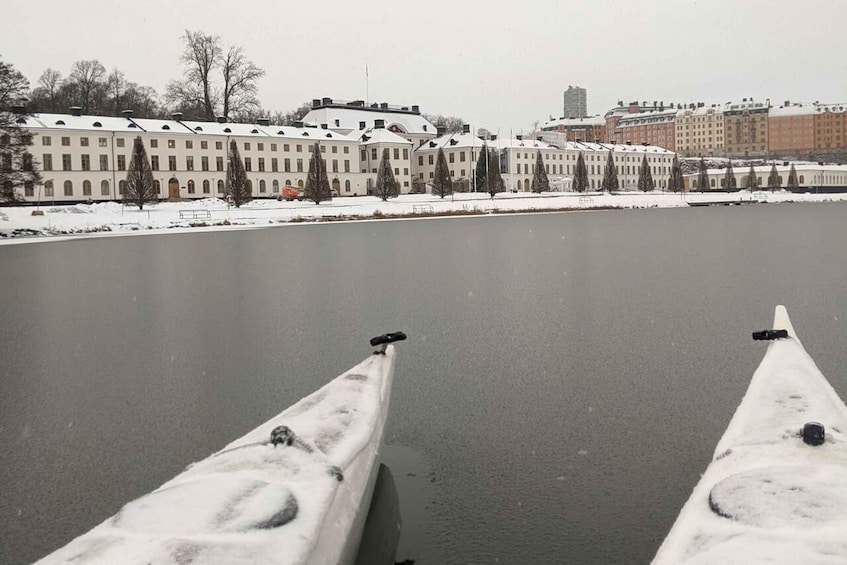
179 209 212 220
578 196 594 205
412 204 434 214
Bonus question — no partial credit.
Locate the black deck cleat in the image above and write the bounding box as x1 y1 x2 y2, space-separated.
802 422 825 446
370 331 407 354
752 329 789 341
270 425 296 447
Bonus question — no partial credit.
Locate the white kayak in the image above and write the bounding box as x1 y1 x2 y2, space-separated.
36 342 400 565
653 306 847 564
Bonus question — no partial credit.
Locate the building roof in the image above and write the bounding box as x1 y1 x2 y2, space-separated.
23 113 147 133
541 115 605 130
616 109 678 127
303 106 436 136
347 127 412 146
723 99 769 113
414 132 485 151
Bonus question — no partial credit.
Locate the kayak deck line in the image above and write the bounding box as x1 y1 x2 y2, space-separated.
35 338 403 565
653 306 847 564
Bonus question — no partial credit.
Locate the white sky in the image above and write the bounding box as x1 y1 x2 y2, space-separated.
3 0 847 133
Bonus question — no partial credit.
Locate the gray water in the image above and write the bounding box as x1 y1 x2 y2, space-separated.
2 203 846 564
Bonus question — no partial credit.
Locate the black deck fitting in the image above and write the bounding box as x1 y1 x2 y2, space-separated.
752 329 789 341
370 332 407 347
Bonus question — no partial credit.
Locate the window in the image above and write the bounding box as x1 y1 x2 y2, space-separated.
296 144 302 153
244 142 250 151
419 156 423 166
258 158 265 172
403 148 408 160
320 145 326 153
118 155 126 171
100 180 110 196
80 137 89 147
284 144 290 152
258 143 264 151
331 145 337 153
244 157 251 172
202 179 210 194
272 179 279 193
117 138 125 148
344 159 350 172
118 180 126 195
344 146 349 154
371 148 378 160
186 156 194 171
168 156 176 171
394 148 400 160
43 154 52 171
151 155 159 170
215 141 222 150
98 137 107 147
186 140 193 149
42 136 51 146
62 154 72 171
150 139 158 148
100 154 109 171
428 155 434 165
271 157 278 172
271 143 277 151
81 154 90 171
201 141 208 150
332 159 338 173
82 180 91 196
217 180 225 193
460 152 466 162
24 181 34 197
216 156 223 171
154 180 161 194
284 158 291 172
259 179 266 193
449 153 454 163
799 175 805 184
61 136 70 146
361 149 367 161
44 180 53 196
187 180 195 194
64 180 73 196
296 158 303 172
168 140 175 149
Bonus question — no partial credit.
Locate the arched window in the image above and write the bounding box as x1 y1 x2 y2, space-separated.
799 175 805 184
100 179 110 196
517 179 522 190
153 180 161 194
44 180 54 197
187 179 195 194
83 180 92 196
297 179 304 188
259 179 266 193
246 179 253 193
24 181 34 197
345 179 351 192
118 180 126 195
203 179 210 194
272 180 279 193
285 179 292 187
64 180 73 196
217 180 225 193
710 178 715 188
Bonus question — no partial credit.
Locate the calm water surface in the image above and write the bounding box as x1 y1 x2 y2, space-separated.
2 203 846 564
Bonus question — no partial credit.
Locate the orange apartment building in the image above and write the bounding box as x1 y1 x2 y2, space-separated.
612 107 677 151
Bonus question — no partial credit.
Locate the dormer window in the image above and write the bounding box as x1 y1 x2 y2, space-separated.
194 126 203 131
277 130 285 135
93 121 102 127
223 128 231 133
162 125 170 130
55 120 65 125
251 129 259 134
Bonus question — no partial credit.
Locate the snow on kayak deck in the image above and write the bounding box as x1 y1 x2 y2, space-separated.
35 346 396 565
653 306 847 564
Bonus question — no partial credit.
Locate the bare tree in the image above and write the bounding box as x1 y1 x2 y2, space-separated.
124 136 157 209
32 68 63 112
167 30 221 120
304 142 331 204
423 114 464 134
374 148 398 201
67 59 107 113
1 58 41 202
221 45 265 119
432 148 453 198
226 141 250 207
271 102 312 126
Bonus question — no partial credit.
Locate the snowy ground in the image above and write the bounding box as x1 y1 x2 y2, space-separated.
2 190 846 242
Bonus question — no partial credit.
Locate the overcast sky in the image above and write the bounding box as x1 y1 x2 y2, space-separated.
4 0 846 133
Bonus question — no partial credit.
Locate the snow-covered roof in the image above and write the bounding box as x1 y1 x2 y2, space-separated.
676 105 724 118
25 113 144 133
128 117 194 135
723 99 769 113
541 115 605 130
179 120 268 137
347 127 412 146
303 106 436 136
414 132 485 151
486 137 553 150
616 109 678 127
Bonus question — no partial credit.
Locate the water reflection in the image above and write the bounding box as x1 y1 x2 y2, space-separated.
355 464 402 565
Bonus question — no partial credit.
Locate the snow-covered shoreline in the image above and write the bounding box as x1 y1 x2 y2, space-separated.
2 190 846 243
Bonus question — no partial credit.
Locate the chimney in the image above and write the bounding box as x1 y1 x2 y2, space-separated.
216 116 226 123
334 119 340 127
121 109 133 119
374 119 385 129
784 100 790 107
436 126 446 137
171 112 183 121
257 117 270 126
312 99 321 107
380 102 388 109
359 121 366 130
462 124 470 134
322 97 332 106
535 136 541 141
412 105 419 113
626 140 632 145
491 134 498 141
321 123 328 130
70 106 83 117
293 121 304 128
575 138 582 143
516 135 523 140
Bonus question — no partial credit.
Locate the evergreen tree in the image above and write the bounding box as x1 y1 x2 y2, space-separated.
787 164 799 189
487 148 505 198
767 163 781 191
531 150 550 193
573 152 589 192
304 142 331 204
1 58 41 202
724 159 737 191
124 136 157 209
745 164 758 190
374 147 398 201
226 141 250 207
432 148 453 198
668 154 684 192
637 155 655 192
474 142 488 192
601 150 619 192
697 157 709 191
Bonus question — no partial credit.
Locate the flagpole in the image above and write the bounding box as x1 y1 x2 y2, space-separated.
365 64 369 105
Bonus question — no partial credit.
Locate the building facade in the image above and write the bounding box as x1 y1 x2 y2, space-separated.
613 108 677 152
563 86 588 119
683 163 847 191
675 104 725 157
540 116 606 143
723 98 769 158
